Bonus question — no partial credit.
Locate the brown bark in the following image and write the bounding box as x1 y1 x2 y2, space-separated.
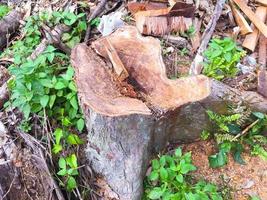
0 10 24 50
71 26 267 199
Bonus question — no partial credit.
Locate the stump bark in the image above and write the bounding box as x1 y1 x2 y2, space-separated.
71 26 267 199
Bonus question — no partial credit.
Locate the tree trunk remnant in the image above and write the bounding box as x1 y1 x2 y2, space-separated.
71 26 267 199
0 10 24 50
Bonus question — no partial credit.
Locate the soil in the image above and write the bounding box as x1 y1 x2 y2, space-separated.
182 140 267 200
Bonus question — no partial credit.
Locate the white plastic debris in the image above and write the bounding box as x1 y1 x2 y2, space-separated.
97 12 124 36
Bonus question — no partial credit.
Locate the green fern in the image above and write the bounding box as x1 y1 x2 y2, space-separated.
215 133 237 144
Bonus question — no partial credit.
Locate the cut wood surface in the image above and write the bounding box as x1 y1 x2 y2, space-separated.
0 10 24 50
230 0 252 35
233 0 267 37
71 26 267 200
242 6 267 51
102 38 129 81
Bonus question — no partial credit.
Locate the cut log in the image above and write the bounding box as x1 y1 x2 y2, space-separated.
0 10 24 50
242 6 267 51
71 26 267 199
232 0 267 37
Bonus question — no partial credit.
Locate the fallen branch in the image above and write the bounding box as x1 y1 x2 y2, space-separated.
30 24 71 60
232 119 260 140
189 0 226 75
84 0 108 42
0 10 24 50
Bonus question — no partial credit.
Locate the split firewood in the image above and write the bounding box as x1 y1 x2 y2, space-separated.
232 0 267 37
0 83 9 108
242 6 267 51
102 38 129 81
257 34 267 97
256 0 267 6
29 24 71 60
229 0 252 35
71 26 267 199
0 66 9 86
0 10 24 50
190 0 226 75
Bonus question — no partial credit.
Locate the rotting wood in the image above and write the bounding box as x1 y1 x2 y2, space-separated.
190 18 202 53
127 2 167 14
102 38 129 81
0 10 24 50
232 0 267 37
71 26 267 200
0 123 65 200
0 83 8 108
229 0 252 35
257 34 267 97
189 0 226 75
242 6 267 51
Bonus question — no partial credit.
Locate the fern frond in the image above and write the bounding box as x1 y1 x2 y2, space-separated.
215 133 237 144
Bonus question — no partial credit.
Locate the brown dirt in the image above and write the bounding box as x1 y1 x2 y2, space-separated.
182 140 267 200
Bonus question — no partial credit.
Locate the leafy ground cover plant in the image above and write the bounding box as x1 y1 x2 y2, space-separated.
2 11 87 192
143 148 223 200
201 109 267 168
0 4 10 19
203 37 246 80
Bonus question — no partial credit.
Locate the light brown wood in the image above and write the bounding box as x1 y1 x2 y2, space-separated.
102 38 129 81
256 0 267 6
230 0 252 35
233 0 267 37
242 6 267 51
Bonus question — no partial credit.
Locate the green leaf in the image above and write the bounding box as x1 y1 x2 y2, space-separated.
160 167 168 181
149 171 159 181
148 187 164 199
175 174 183 183
76 118 85 132
67 134 84 145
70 96 78 110
22 103 31 119
39 79 53 88
54 128 63 144
40 95 49 107
152 159 160 170
175 148 182 157
49 94 56 108
59 157 66 169
180 163 196 174
54 81 66 90
57 168 67 176
52 144 62 154
253 112 265 119
67 176 77 191
209 150 228 168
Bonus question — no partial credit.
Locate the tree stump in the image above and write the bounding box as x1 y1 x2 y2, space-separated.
71 26 267 199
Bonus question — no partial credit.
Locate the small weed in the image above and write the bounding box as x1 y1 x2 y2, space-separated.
202 109 267 168
203 37 246 80
179 48 189 56
143 148 223 199
0 4 10 19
